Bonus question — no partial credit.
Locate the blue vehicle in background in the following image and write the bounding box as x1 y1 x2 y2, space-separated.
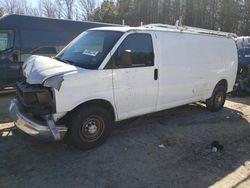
235 37 250 96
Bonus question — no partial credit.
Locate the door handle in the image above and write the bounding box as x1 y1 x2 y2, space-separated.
154 69 158 80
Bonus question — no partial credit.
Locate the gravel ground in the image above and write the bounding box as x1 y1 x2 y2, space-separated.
0 94 250 188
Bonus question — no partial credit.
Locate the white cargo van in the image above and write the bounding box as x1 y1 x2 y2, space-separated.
10 24 238 150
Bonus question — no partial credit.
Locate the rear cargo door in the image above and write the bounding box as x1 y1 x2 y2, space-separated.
112 32 159 120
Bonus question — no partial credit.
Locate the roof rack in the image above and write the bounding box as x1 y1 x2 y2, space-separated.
143 24 237 38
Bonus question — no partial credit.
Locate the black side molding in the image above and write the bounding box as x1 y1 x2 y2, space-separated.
154 69 158 80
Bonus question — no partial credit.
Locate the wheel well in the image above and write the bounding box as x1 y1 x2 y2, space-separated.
72 99 116 120
216 79 228 91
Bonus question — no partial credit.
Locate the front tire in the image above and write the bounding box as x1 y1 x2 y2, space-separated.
67 105 113 150
206 85 227 112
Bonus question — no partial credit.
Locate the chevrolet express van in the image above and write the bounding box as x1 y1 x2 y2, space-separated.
0 14 116 92
10 25 238 150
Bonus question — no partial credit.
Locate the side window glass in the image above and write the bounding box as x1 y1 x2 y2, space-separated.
244 48 250 58
0 30 14 52
113 34 154 68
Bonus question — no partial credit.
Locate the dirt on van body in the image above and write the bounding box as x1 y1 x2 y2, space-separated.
0 94 250 188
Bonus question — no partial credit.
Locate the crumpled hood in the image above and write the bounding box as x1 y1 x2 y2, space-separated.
23 55 78 84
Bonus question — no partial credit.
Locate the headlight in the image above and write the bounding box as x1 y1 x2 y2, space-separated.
23 92 38 105
16 81 55 115
43 75 64 91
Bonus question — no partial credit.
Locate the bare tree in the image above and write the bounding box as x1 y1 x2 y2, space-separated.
0 0 29 15
77 0 96 21
0 7 4 17
39 0 59 18
26 7 41 17
58 0 76 19
65 0 75 19
243 0 250 35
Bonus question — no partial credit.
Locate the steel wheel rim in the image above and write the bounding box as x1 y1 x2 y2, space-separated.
79 116 105 142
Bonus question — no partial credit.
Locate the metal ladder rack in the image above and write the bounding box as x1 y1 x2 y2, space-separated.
143 24 237 38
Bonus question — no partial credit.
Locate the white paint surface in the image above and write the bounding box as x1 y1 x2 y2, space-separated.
23 27 238 122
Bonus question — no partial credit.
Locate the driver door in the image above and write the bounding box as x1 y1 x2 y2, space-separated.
111 33 159 120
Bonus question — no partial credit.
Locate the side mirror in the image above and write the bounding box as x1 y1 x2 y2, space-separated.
117 49 132 67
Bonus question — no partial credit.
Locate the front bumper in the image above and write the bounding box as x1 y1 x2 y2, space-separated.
9 99 68 141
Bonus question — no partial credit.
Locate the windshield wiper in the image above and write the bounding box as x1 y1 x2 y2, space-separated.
54 57 93 69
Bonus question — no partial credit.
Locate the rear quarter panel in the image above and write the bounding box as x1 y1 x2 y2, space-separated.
221 39 238 93
156 31 238 111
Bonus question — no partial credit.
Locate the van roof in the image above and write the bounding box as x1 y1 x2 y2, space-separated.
91 24 237 38
90 26 132 32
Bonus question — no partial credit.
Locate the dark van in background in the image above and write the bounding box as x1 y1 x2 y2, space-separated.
235 37 250 96
0 14 117 92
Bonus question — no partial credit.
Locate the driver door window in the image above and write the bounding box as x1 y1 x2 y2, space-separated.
113 33 154 68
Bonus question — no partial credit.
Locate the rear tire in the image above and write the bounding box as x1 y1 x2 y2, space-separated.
67 105 113 150
206 85 227 112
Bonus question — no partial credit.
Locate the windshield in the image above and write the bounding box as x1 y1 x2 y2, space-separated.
0 30 14 52
55 30 123 69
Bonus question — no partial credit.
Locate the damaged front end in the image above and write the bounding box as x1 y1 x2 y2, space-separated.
9 55 74 141
16 82 55 115
9 82 68 141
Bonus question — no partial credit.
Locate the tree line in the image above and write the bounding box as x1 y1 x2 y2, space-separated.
0 0 250 35
0 0 98 20
93 0 250 35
